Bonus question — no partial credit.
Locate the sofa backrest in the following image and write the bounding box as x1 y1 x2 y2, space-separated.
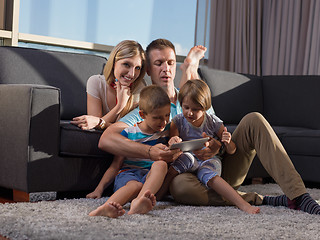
199 66 263 124
262 75 320 129
0 46 107 120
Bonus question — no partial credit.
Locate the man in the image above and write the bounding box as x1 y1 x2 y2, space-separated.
99 38 320 215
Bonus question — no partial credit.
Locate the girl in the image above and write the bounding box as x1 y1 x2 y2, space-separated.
71 40 146 130
158 79 260 214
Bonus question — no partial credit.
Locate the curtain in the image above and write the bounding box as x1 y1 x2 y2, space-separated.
206 0 320 75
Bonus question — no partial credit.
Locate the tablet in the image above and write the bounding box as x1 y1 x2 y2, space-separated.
169 137 210 152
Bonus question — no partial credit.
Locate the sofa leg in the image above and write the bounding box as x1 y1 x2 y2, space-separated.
13 189 30 202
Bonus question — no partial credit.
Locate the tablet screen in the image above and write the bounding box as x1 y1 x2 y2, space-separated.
169 137 210 152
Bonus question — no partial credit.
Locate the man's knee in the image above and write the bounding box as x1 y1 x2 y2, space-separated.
170 173 210 206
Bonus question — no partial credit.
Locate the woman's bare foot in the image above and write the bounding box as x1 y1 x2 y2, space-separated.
89 202 125 218
180 45 207 74
239 203 260 214
86 188 103 199
128 190 156 215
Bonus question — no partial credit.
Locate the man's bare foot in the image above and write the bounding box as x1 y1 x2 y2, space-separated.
89 202 125 218
239 203 260 214
128 190 156 215
86 188 103 199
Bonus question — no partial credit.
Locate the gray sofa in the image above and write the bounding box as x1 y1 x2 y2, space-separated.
199 66 320 183
1 46 320 201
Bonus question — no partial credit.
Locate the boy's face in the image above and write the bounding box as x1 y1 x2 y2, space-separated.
140 105 171 133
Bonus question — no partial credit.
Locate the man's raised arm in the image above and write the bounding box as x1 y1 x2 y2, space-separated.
98 121 180 162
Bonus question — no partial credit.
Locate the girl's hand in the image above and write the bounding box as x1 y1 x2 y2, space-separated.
115 81 131 110
71 115 100 130
168 136 182 146
221 127 231 145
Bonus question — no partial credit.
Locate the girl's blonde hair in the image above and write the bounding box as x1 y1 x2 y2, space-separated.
103 40 146 118
178 79 211 111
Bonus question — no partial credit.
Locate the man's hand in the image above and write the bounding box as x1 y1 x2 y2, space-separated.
193 133 222 160
149 143 182 163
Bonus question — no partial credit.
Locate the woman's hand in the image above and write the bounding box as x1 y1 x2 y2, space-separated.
71 115 100 130
115 81 131 110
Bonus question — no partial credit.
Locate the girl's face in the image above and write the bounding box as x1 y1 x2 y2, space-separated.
113 55 142 87
182 96 205 127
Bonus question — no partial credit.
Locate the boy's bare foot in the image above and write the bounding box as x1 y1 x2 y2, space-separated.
89 202 125 218
128 190 156 215
86 188 103 199
240 203 260 214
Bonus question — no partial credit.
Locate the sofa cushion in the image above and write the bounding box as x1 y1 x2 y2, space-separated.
199 66 263 124
59 121 110 158
0 46 107 120
262 75 320 129
281 129 320 156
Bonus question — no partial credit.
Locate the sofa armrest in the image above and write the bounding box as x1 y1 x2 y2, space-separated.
0 84 61 191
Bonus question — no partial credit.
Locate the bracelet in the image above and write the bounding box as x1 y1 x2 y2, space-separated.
96 118 106 130
148 145 152 160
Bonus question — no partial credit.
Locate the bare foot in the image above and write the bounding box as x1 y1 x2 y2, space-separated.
86 188 103 199
89 202 125 218
239 203 260 214
128 190 156 215
180 45 207 72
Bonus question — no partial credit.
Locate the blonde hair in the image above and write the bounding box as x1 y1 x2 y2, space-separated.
103 40 146 117
178 79 211 111
139 85 171 114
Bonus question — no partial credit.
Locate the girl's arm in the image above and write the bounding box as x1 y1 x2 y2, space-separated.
216 125 236 155
168 121 182 147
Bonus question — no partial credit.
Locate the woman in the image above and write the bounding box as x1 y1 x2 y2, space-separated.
71 40 146 130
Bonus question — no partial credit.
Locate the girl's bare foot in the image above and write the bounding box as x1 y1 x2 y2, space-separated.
86 188 103 199
128 190 156 215
89 202 125 218
240 203 260 214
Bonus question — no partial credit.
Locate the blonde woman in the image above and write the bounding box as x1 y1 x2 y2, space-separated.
71 40 146 130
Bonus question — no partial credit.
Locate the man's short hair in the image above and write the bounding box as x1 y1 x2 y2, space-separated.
146 39 176 66
139 85 171 114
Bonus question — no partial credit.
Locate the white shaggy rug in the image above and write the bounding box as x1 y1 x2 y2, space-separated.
1 184 320 240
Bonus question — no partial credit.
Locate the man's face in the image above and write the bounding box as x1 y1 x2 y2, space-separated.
147 48 176 88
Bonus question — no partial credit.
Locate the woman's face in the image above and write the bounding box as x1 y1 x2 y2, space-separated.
113 55 142 87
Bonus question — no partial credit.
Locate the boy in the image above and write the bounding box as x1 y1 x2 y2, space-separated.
89 85 171 218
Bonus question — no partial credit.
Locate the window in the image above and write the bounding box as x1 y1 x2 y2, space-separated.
11 0 197 56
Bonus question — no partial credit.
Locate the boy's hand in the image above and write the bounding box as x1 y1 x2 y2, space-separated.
149 143 182 163
168 136 182 146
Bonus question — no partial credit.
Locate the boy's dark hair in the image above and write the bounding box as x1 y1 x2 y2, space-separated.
139 85 171 114
146 39 176 66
